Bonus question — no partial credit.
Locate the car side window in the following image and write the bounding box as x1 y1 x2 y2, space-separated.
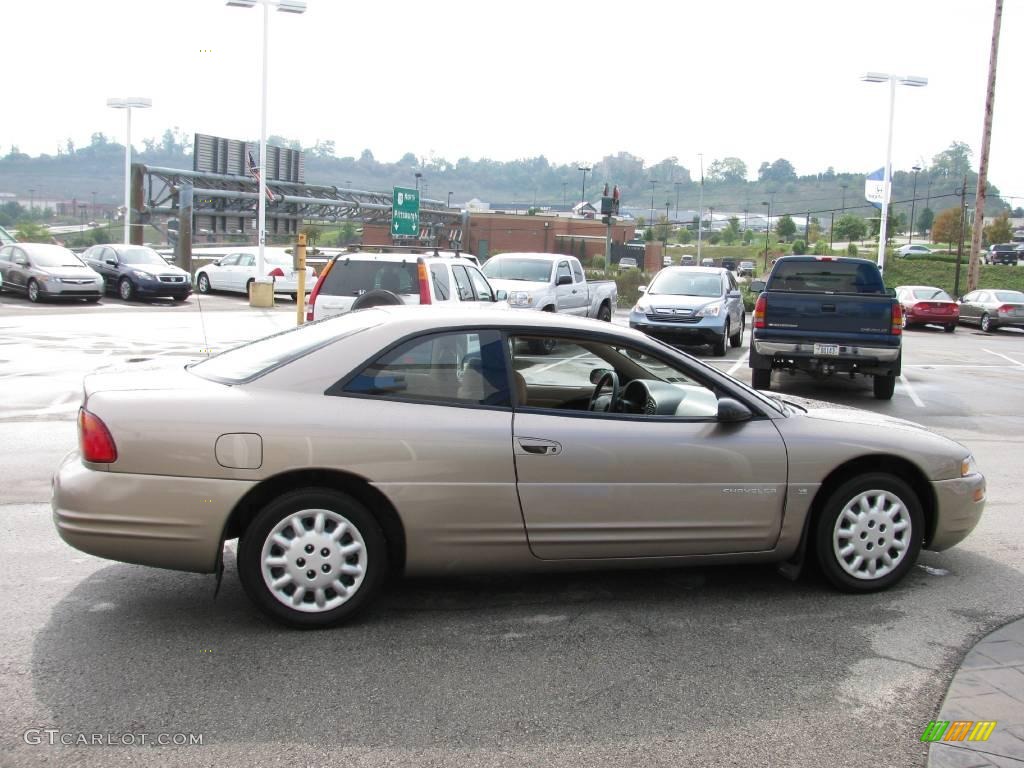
342 330 509 407
467 267 494 301
556 261 572 284
220 255 240 266
429 264 451 301
0 246 10 262
12 248 28 265
571 260 584 283
451 265 475 301
238 255 256 267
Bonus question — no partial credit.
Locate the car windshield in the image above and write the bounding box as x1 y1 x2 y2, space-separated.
647 272 722 298
189 311 384 383
320 260 419 296
912 288 952 300
994 291 1024 302
119 247 167 266
28 248 84 268
482 258 552 281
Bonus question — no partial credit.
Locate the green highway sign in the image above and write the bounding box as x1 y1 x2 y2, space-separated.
392 187 420 238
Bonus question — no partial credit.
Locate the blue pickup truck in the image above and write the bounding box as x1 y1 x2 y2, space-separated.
748 256 902 400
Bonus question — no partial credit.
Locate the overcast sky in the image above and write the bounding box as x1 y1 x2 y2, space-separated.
4 0 1021 203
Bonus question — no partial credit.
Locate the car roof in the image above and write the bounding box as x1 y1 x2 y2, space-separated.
487 252 561 261
895 285 947 291
329 249 475 263
17 243 77 256
659 266 726 276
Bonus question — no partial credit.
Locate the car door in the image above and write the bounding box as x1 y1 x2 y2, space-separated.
554 260 584 315
0 246 11 290
450 265 476 303
234 254 256 292
960 291 982 324
207 254 236 290
465 264 499 307
8 246 30 293
726 271 743 329
509 332 788 559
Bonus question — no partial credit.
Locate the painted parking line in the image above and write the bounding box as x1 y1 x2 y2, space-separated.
898 373 926 408
982 348 1024 368
533 351 594 374
726 350 751 377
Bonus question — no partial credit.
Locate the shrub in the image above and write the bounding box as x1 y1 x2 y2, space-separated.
812 240 831 256
592 256 606 270
708 233 721 245
792 239 807 255
846 243 859 257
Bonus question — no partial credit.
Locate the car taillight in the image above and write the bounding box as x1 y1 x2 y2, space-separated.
997 304 1014 314
891 303 902 335
78 407 117 463
267 267 285 278
753 295 767 329
417 260 431 305
306 259 334 321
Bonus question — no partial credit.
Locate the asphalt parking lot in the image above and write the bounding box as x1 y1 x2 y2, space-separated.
1 293 1022 767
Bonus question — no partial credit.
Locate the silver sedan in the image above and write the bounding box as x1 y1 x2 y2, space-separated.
0 243 104 302
52 307 986 627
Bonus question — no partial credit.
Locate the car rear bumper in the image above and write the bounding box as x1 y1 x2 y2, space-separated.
51 452 254 573
927 474 986 551
753 340 901 362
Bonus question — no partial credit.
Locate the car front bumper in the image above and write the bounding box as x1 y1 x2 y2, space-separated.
135 279 192 298
40 280 104 298
51 452 254 573
927 473 986 551
630 312 727 345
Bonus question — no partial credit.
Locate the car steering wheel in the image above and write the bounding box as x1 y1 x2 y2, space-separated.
589 370 621 412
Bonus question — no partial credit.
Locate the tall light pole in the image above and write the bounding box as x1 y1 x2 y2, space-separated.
562 182 567 208
697 153 705 260
649 180 657 229
414 171 422 193
861 71 928 274
28 188 34 211
106 97 152 245
447 191 453 208
761 200 772 270
840 183 848 212
674 181 682 220
908 165 921 243
227 0 307 279
577 165 591 205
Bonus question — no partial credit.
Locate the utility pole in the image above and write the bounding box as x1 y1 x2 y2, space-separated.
805 211 810 244
968 0 1003 292
840 183 848 212
674 182 682 219
829 211 835 251
562 182 567 208
697 153 704 261
649 180 657 229
908 165 921 243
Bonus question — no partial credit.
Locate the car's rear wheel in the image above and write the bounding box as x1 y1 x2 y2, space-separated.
729 315 744 348
944 324 956 333
980 313 994 333
196 273 211 294
85 297 100 303
238 488 387 628
596 302 612 322
118 278 134 302
815 473 922 592
712 321 729 357
27 279 41 303
873 374 896 400
751 368 771 390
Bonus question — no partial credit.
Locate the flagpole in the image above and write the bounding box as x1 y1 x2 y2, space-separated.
257 0 269 279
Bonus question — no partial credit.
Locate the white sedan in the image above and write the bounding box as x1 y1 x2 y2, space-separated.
194 248 315 300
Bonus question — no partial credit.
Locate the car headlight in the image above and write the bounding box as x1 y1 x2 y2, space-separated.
696 302 722 317
132 270 154 280
961 455 979 477
509 291 533 307
634 302 650 314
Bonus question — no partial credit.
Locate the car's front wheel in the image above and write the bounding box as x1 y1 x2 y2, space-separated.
712 321 729 357
196 273 211 294
118 278 134 301
238 488 388 628
815 473 923 592
27 279 42 303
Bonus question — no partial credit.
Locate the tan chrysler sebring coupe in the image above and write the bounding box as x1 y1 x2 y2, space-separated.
52 307 986 628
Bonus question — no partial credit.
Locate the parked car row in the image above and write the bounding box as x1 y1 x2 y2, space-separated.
895 284 1024 333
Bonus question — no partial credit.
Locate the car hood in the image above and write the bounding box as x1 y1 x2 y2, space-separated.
486 279 549 294
770 394 970 480
643 294 722 310
127 264 189 277
37 264 101 279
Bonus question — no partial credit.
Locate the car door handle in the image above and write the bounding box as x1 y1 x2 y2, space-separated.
821 304 836 312
516 438 562 456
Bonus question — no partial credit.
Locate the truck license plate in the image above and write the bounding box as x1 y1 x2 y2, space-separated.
813 343 840 356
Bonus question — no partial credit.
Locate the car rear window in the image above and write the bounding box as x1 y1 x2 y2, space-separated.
320 259 419 296
911 288 952 300
994 291 1024 302
768 260 885 294
188 310 384 383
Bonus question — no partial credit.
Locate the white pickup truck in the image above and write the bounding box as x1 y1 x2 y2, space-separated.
482 253 617 321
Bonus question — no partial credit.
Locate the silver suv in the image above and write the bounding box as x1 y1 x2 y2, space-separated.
307 247 505 321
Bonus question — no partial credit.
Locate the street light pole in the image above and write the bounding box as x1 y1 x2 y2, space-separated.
577 166 591 205
106 96 152 245
674 181 682 220
841 183 848 212
227 0 307 279
761 200 772 270
696 153 704 261
861 71 928 275
649 180 657 229
447 191 453 208
908 165 921 243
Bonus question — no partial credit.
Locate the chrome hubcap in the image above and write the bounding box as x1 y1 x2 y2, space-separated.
120 281 131 299
833 489 911 580
198 275 209 292
261 509 366 613
28 283 38 300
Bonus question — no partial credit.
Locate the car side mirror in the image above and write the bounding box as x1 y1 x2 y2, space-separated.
957 296 965 303
494 289 508 301
638 285 647 293
717 397 752 423
557 274 573 286
105 258 117 266
727 290 741 298
589 368 613 385
750 280 766 292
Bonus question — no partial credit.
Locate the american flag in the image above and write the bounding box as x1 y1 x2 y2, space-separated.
248 151 276 203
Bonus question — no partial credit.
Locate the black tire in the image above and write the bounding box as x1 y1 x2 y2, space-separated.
237 487 389 629
246 278 255 298
944 324 956 333
596 302 612 322
527 338 558 355
196 273 212 294
980 313 994 333
712 321 728 357
290 293 299 303
351 289 404 310
729 314 744 348
27 279 41 303
118 277 134 302
751 368 771 390
873 374 896 400
85 297 101 303
814 473 923 592
172 296 186 303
